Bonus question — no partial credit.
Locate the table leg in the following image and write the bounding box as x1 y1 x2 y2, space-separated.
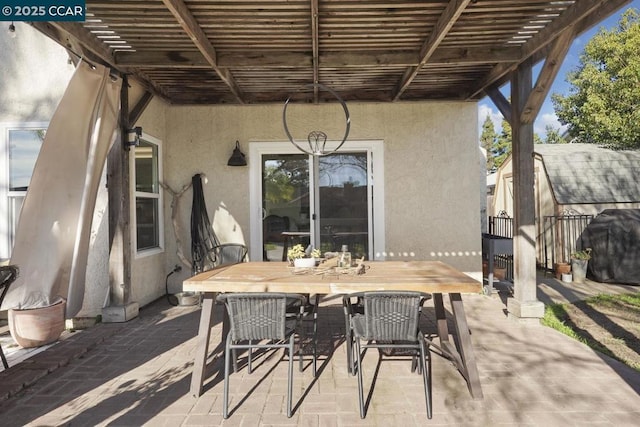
449 293 483 399
433 293 450 344
190 292 216 398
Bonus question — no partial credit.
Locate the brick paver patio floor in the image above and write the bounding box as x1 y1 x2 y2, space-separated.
0 285 639 426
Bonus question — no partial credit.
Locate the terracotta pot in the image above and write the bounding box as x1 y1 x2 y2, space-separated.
494 267 507 280
554 262 571 280
8 299 66 348
483 260 506 280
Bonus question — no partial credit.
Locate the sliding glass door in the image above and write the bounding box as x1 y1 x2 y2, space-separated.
261 153 310 261
317 152 369 260
250 141 384 262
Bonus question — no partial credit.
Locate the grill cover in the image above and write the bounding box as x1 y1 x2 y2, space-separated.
581 209 640 284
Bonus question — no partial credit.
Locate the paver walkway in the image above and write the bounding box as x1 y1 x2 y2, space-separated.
0 278 638 426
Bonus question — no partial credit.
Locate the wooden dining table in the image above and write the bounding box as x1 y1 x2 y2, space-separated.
182 260 484 399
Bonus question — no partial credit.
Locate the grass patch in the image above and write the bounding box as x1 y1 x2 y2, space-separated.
542 293 640 371
588 292 640 308
541 304 589 344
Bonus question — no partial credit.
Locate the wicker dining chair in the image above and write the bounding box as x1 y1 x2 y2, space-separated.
217 293 312 418
342 292 431 375
344 291 433 419
292 293 318 376
211 243 248 267
0 265 19 370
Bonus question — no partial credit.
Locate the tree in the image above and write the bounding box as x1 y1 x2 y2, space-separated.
543 125 566 144
534 133 543 145
493 117 512 170
480 114 515 173
480 115 498 172
552 9 640 149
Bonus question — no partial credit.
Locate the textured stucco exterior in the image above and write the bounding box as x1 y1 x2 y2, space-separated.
0 22 74 122
159 101 482 291
4 25 484 314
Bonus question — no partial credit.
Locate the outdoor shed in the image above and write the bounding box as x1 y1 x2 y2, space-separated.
492 143 640 266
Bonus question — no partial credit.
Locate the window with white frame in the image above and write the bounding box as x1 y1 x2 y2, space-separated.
132 134 164 254
1 123 47 259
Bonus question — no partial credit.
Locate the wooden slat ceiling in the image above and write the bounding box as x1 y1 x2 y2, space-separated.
33 0 631 105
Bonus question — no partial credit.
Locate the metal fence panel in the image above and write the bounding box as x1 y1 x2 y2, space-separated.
487 213 594 279
542 214 594 271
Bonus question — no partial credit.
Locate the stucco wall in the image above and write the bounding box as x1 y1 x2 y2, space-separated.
0 22 74 122
2 27 483 310
161 101 482 283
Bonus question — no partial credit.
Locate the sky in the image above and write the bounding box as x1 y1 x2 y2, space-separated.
478 1 640 139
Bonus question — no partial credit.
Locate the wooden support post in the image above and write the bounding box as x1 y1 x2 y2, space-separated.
507 61 544 321
104 75 139 323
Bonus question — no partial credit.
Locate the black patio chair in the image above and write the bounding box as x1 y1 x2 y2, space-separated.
211 244 317 378
342 291 431 375
344 291 432 419
211 243 248 267
217 293 314 418
0 265 19 369
292 293 318 376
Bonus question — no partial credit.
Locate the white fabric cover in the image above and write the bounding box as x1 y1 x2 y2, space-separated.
2 62 121 317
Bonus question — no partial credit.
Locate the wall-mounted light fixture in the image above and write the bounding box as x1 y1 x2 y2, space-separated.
227 140 247 166
126 126 142 147
8 22 16 39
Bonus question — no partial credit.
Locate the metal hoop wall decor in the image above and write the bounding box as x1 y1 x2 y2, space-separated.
282 83 351 156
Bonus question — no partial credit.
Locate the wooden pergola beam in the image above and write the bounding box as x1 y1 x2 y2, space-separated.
114 47 521 70
161 0 245 104
468 0 632 99
393 0 472 101
485 27 575 127
129 91 154 126
30 21 171 103
520 28 575 124
311 0 320 102
31 21 114 65
485 85 511 125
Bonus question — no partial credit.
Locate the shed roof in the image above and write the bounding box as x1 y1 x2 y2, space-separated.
535 143 640 204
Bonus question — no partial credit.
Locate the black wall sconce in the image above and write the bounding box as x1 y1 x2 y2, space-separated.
227 140 247 166
126 126 142 147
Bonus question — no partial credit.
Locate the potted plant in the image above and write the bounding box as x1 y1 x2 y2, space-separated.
287 244 321 267
570 248 592 283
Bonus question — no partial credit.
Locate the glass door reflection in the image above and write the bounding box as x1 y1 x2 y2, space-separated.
317 152 369 260
261 154 310 261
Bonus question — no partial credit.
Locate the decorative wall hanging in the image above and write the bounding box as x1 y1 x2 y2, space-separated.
282 83 351 156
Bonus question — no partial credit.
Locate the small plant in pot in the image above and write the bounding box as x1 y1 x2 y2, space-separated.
287 244 321 267
570 248 591 283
